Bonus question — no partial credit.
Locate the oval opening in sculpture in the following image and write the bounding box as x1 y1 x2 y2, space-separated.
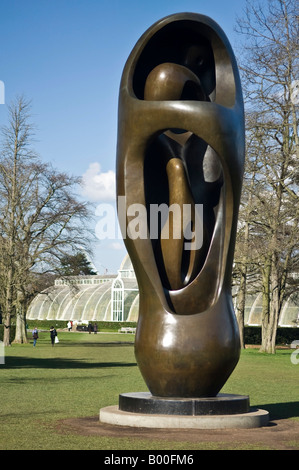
144 129 224 294
132 18 236 107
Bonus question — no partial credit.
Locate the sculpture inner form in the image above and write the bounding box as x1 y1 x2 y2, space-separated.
116 13 245 398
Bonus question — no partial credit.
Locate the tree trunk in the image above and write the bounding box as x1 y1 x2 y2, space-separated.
14 313 28 344
13 294 28 344
3 267 14 346
260 258 274 353
235 267 246 349
3 315 11 347
269 253 282 353
260 253 282 354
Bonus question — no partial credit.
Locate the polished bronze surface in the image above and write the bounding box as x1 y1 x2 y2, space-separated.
116 13 245 397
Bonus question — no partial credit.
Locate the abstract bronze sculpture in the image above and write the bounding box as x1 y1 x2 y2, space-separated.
116 13 245 398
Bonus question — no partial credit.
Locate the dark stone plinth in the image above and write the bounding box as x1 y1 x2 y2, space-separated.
119 392 250 416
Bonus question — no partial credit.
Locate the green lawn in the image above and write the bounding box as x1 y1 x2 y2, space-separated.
0 331 298 450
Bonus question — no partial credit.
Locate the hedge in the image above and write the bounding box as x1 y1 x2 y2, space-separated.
26 320 137 332
244 326 298 345
26 320 71 330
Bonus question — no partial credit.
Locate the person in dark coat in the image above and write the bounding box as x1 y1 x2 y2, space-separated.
32 327 38 347
50 326 57 346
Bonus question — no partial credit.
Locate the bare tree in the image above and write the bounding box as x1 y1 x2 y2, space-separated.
0 96 92 345
233 124 262 347
235 0 299 352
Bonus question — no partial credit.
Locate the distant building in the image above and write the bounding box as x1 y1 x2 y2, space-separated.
27 255 139 323
27 254 299 327
233 292 299 328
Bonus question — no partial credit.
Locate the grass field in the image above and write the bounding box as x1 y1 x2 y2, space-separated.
0 330 298 450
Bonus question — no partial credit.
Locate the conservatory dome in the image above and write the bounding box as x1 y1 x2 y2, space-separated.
27 254 298 327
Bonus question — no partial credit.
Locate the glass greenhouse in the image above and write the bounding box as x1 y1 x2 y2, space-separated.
27 254 299 327
27 255 139 323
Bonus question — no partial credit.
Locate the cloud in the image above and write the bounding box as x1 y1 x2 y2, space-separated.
81 162 116 202
109 242 125 251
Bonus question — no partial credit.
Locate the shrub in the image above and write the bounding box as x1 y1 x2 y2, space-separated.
244 326 299 345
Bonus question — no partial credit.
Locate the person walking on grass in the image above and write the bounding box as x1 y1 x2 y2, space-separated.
32 327 38 347
50 326 57 347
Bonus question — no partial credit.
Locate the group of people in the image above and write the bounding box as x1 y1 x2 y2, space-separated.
32 326 58 347
88 323 98 334
32 320 98 346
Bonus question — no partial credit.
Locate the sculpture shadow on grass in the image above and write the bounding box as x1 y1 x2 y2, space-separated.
3 355 137 370
259 401 299 420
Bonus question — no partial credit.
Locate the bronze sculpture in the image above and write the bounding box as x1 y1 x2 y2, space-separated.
116 13 245 398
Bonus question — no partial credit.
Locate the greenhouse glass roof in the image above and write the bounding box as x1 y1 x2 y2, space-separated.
27 254 298 327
